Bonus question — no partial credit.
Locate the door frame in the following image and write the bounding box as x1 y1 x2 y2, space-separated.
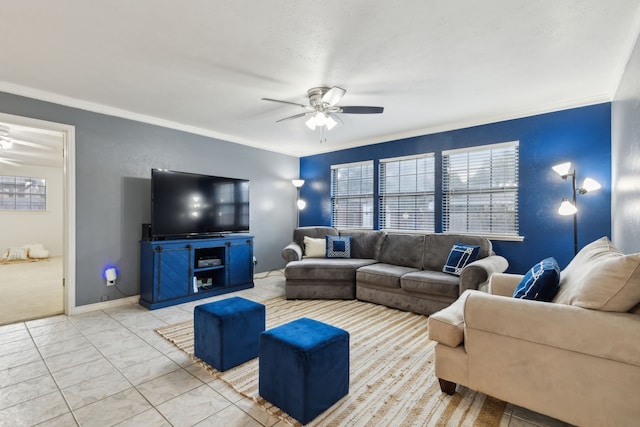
0 112 76 315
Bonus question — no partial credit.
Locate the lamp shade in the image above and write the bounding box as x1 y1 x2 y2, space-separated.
297 199 306 210
558 199 578 215
552 162 572 177
581 177 601 193
291 179 305 188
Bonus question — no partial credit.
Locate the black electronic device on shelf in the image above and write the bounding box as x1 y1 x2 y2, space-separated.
150 169 250 241
197 257 222 268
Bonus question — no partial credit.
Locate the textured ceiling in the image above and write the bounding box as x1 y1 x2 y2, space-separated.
1 1 640 160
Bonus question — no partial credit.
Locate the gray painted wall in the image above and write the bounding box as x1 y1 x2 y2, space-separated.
612 32 640 253
0 92 299 306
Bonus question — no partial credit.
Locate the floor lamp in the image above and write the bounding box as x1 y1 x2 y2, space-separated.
552 162 601 255
292 179 306 227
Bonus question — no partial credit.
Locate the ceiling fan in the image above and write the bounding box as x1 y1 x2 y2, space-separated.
0 125 13 150
0 124 58 167
262 86 383 141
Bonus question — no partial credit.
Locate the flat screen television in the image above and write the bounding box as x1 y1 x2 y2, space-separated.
151 169 249 239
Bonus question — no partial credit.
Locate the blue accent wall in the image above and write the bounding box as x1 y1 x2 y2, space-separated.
299 103 612 274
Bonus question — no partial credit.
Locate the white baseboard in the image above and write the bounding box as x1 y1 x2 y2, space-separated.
69 295 140 315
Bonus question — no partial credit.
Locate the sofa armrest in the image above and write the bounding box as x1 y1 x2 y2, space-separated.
458 255 508 294
463 291 640 367
428 290 472 347
281 242 303 262
487 272 523 297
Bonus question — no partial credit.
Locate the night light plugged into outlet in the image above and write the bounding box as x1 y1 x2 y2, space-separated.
105 268 117 286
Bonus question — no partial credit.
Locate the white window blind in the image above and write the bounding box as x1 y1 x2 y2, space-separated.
0 175 47 211
442 141 519 236
379 153 435 231
331 161 374 229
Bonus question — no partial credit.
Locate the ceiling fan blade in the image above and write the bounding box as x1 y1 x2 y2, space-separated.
328 113 343 126
339 106 384 114
11 139 55 150
275 112 309 123
322 86 346 106
261 98 309 109
0 157 22 166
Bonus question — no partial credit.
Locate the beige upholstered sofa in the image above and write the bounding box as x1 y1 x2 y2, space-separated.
428 237 640 427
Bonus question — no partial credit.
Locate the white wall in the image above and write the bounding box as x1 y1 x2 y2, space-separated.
612 31 640 253
0 164 63 255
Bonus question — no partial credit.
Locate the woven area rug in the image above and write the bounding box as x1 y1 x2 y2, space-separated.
156 296 505 426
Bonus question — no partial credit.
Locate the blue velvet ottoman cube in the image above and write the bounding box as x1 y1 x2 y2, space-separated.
259 317 349 424
194 296 265 371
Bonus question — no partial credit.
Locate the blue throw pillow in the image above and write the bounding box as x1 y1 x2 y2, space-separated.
513 257 560 302
443 243 480 276
326 235 352 258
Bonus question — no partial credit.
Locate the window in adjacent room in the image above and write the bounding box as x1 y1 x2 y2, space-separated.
331 161 374 229
379 153 435 232
442 141 519 237
0 175 47 211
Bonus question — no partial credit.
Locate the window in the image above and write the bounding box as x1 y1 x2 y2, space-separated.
0 175 47 211
442 141 519 236
379 153 435 231
331 161 374 229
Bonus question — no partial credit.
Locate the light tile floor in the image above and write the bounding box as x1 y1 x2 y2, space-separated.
0 271 571 426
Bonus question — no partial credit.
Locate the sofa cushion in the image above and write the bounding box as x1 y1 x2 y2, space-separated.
377 234 424 268
554 237 640 312
557 237 611 283
326 235 352 258
423 234 492 271
286 258 378 281
294 226 338 248
356 263 420 289
400 270 460 299
442 243 480 276
303 236 325 258
513 257 560 302
342 230 385 259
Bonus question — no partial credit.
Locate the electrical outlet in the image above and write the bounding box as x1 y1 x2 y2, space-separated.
101 295 109 302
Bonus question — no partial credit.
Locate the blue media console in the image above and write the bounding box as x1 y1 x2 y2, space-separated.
139 234 254 309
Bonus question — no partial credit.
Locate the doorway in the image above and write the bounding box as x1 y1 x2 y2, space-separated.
0 113 75 324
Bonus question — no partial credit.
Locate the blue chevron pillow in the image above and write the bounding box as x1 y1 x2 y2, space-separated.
513 257 560 302
443 243 480 276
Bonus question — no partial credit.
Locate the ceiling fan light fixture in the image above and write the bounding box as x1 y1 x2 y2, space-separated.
314 112 327 126
262 86 383 141
325 115 338 130
305 115 317 130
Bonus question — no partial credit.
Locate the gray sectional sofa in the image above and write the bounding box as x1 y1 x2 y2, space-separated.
281 226 509 315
